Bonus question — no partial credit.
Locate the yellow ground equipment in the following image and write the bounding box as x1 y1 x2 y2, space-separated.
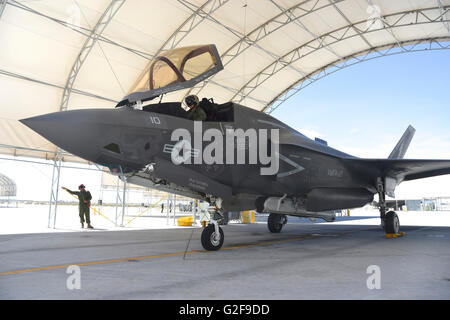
240 211 255 224
177 216 194 226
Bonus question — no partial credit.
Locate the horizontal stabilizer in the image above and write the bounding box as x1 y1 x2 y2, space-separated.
342 158 450 183
388 125 416 159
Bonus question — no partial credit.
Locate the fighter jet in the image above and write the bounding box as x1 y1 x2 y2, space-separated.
21 44 450 250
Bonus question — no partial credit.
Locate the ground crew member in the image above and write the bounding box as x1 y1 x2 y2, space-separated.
62 184 93 229
185 95 206 121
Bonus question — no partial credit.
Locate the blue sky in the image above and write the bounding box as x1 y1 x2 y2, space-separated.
272 48 450 160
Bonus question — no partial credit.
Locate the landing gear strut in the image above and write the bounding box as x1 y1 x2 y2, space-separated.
267 213 287 233
377 178 401 235
200 197 225 251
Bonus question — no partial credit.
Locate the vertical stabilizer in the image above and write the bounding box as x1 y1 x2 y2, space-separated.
388 125 416 159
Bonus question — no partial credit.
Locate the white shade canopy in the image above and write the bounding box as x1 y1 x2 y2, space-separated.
1 0 449 163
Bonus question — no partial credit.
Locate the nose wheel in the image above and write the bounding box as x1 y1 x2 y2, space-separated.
201 223 224 251
200 197 225 251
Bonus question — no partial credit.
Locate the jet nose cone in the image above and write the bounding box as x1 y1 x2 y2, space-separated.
20 110 109 162
20 113 59 135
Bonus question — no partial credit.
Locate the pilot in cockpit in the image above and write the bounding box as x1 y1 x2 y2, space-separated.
185 94 207 121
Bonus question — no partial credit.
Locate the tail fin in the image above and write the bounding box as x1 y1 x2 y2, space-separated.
388 125 416 159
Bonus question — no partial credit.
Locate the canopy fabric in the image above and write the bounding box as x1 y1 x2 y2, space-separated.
0 0 449 163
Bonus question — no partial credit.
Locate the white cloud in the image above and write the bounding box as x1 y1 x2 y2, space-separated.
349 127 360 135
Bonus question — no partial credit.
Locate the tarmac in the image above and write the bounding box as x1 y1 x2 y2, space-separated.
0 206 449 299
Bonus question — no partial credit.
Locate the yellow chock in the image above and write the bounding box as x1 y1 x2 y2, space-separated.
201 221 207 228
385 232 405 239
177 216 194 226
240 210 255 224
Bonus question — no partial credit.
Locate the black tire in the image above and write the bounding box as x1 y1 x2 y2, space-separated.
201 224 224 251
268 213 286 233
385 211 400 234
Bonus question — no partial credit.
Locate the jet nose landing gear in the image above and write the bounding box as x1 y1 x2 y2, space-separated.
200 197 225 251
201 222 224 251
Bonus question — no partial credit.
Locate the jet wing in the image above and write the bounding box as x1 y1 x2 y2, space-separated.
342 158 450 182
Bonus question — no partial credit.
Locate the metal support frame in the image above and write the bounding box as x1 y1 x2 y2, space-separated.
127 0 229 98
48 0 125 228
128 0 262 104
120 178 127 227
47 152 62 228
330 0 373 49
178 1 450 114
160 0 230 55
175 0 271 105
0 0 7 20
270 0 343 61
8 0 151 61
0 69 118 104
233 6 450 108
437 0 450 35
365 0 401 47
187 0 341 101
114 177 121 226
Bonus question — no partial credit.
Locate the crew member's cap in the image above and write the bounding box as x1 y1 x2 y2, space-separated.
78 184 86 189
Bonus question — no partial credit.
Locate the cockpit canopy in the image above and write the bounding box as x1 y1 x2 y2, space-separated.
117 44 223 107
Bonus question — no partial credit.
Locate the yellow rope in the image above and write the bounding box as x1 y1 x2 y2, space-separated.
64 189 115 225
125 195 169 227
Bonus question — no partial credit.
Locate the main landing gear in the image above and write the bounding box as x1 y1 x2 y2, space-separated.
267 213 288 233
200 197 225 251
377 178 402 237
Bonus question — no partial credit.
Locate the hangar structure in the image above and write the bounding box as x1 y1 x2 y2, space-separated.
0 173 16 197
0 0 449 225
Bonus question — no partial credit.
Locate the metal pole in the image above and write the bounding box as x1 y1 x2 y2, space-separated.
192 199 196 225
173 194 177 225
120 179 127 227
48 152 62 228
166 195 170 225
0 0 7 20
115 177 120 226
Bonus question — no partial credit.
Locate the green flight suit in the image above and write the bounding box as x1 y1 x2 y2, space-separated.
187 105 207 121
67 189 92 224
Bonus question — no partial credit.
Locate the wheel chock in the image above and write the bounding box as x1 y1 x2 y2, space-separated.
385 232 405 239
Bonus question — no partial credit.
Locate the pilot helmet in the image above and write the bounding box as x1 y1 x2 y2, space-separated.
78 184 86 190
185 95 199 108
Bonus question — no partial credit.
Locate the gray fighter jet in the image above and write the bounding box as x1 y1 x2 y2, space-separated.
21 44 450 250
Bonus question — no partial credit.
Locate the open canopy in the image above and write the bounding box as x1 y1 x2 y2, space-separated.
119 44 223 106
